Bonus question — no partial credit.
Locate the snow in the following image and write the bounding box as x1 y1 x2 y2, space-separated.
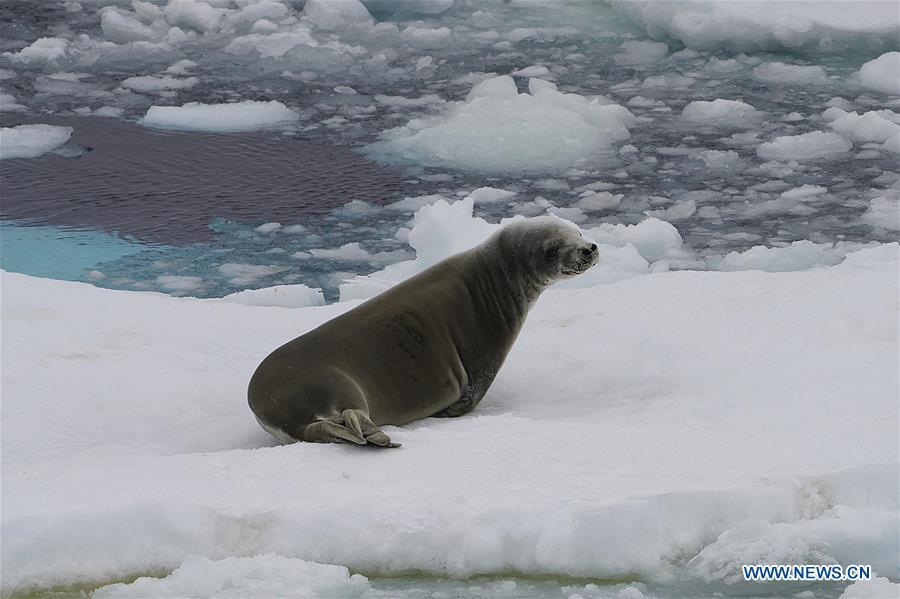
752 62 831 85
756 131 852 161
93 554 368 598
681 99 762 127
2 240 897 592
140 100 299 132
610 1 900 53
858 51 900 95
0 124 72 159
221 284 325 309
367 76 637 173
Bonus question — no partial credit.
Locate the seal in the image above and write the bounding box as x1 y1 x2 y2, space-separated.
247 216 599 447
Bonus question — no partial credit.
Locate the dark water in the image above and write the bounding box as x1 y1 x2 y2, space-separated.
0 116 409 244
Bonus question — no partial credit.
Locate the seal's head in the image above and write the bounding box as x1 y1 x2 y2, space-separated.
494 216 600 286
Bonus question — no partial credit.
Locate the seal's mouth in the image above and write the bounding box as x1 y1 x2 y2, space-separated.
561 255 600 277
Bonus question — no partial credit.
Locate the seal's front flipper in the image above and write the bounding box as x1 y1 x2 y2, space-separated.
341 409 401 448
304 419 366 445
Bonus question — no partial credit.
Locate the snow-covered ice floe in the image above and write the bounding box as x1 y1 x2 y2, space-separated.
0 124 72 159
140 100 299 132
366 75 637 173
2 236 898 594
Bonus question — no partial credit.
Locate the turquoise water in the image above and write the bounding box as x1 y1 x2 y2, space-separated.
0 220 164 282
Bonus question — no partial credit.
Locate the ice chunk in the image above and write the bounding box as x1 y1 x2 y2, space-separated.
611 1 900 53
3 37 70 66
93 555 369 598
681 99 762 127
511 65 552 78
645 199 696 221
401 26 453 49
466 187 517 203
614 40 669 66
100 7 160 43
714 241 846 272
574 191 623 211
164 0 224 33
585 217 684 263
0 124 72 159
254 222 282 234
216 263 288 285
155 275 204 292
840 577 900 599
756 131 851 161
752 62 830 85
304 0 372 31
860 196 900 231
640 73 695 88
140 100 299 132
221 285 325 309
0 93 27 112
824 109 900 144
121 75 199 92
367 76 637 173
858 51 900 95
697 150 741 170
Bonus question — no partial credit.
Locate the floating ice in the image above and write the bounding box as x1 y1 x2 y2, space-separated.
3 37 70 66
752 62 830 85
824 108 900 147
100 7 160 44
366 76 636 173
756 131 852 161
217 262 288 285
164 0 225 33
0 124 72 159
222 284 325 309
614 40 668 66
155 274 205 292
585 217 685 263
681 99 762 127
304 0 372 31
140 100 299 132
4 247 897 592
0 93 27 112
860 196 900 231
858 51 900 95
610 0 900 53
712 241 853 272
466 187 518 203
511 65 553 78
121 75 199 92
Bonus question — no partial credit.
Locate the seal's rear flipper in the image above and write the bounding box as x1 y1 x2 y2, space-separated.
341 409 402 448
304 420 366 445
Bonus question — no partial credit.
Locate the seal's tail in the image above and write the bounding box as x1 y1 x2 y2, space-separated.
305 409 401 448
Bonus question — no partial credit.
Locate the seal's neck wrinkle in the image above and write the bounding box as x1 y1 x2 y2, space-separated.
471 242 545 332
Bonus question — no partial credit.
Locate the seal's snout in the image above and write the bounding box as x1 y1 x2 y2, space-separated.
579 244 598 260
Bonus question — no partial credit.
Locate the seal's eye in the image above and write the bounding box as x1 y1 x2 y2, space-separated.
544 247 559 260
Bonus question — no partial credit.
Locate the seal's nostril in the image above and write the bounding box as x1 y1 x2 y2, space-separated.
590 243 597 252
